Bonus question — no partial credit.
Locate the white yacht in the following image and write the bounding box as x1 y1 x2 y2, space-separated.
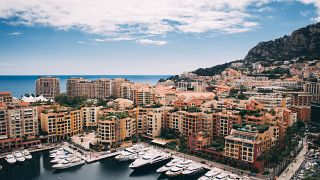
14 151 25 162
182 163 203 175
166 166 183 177
129 151 171 170
50 151 66 158
156 158 181 173
215 172 229 179
52 158 85 170
5 154 17 164
23 150 32 160
165 160 192 177
115 151 133 161
198 168 222 180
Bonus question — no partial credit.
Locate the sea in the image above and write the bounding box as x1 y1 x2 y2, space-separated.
0 75 171 98
0 151 206 180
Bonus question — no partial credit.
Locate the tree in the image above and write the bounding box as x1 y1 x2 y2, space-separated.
97 98 107 107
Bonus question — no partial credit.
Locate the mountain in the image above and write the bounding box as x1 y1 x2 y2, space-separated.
193 22 320 76
244 22 320 62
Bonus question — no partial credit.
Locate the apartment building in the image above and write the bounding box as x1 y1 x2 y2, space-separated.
97 111 136 148
130 84 154 106
111 78 126 97
66 78 111 98
134 107 150 134
81 106 101 127
289 92 320 106
248 93 292 110
303 82 320 95
41 108 82 141
0 92 13 105
290 105 310 122
213 110 241 137
35 76 60 99
167 111 184 133
0 106 39 150
145 108 163 138
224 125 276 170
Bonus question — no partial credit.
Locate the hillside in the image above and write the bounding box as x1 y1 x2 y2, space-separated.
193 22 320 76
244 22 320 62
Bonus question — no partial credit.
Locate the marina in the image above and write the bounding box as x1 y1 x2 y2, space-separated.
0 143 252 179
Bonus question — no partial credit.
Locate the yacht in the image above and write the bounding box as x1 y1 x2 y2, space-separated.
5 154 17 164
165 160 192 177
52 158 85 170
198 168 222 180
129 151 171 170
14 151 25 162
215 172 229 180
50 151 66 158
115 151 133 161
156 158 181 173
23 150 32 160
182 163 203 175
166 166 183 177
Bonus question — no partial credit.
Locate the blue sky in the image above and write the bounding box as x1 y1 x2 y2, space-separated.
0 0 319 75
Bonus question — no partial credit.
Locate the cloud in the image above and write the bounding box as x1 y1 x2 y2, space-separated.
136 39 167 46
0 0 319 43
8 32 22 36
0 0 266 39
77 41 85 44
298 0 320 21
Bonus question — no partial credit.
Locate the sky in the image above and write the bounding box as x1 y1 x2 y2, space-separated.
0 0 320 75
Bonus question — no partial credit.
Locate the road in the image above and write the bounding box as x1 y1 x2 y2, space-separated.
278 139 308 180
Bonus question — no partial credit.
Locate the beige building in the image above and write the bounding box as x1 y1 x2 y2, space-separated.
97 110 136 148
0 92 13 105
40 108 82 141
0 106 38 139
81 106 101 127
35 76 60 99
67 78 111 99
146 108 163 138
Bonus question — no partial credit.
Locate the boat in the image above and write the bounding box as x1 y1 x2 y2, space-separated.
165 159 192 177
182 163 203 175
14 151 25 162
23 150 32 160
214 172 229 179
129 151 171 170
52 158 85 170
156 158 181 173
5 154 16 164
115 151 133 161
50 151 66 158
198 168 222 180
166 166 183 177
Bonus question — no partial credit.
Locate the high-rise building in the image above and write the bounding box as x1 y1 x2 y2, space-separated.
35 76 60 99
0 92 13 105
0 106 39 150
40 108 82 141
66 78 113 99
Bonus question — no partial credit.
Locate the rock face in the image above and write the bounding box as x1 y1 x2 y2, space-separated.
244 22 320 62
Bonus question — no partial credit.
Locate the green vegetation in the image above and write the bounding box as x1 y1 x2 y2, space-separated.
209 137 225 151
261 67 291 79
97 98 107 107
55 94 87 108
107 111 129 119
182 107 201 113
258 121 305 170
256 124 269 133
160 128 180 139
193 60 242 76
